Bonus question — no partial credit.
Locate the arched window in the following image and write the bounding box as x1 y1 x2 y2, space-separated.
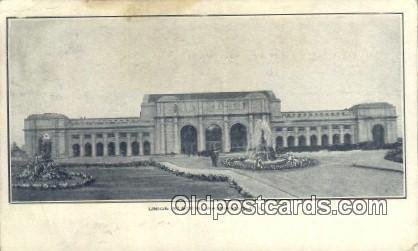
143 141 151 155
131 141 140 156
84 143 92 157
332 134 340 145
108 142 115 156
120 142 127 156
96 143 104 156
287 136 295 148
310 135 318 146
276 136 284 149
72 144 80 157
343 134 352 145
298 135 306 146
321 135 329 146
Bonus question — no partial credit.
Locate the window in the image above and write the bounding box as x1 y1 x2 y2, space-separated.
96 133 103 138
275 127 283 132
298 127 305 131
107 133 115 138
344 125 351 130
143 132 150 137
131 132 138 137
84 134 91 139
72 135 80 139
119 132 127 138
287 127 294 132
332 125 340 130
310 126 317 131
321 126 328 130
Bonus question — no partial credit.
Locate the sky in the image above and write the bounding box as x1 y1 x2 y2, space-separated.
9 14 403 146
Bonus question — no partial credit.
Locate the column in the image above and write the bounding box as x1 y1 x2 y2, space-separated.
160 118 165 154
328 126 333 145
127 133 132 156
139 134 144 155
115 132 120 156
295 134 299 147
92 134 96 157
319 132 322 146
249 115 254 149
104 133 108 156
306 127 311 146
283 130 288 147
339 126 344 145
173 117 180 153
223 116 230 152
80 134 85 157
198 117 205 152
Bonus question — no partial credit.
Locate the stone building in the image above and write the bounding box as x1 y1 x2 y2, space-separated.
23 90 398 158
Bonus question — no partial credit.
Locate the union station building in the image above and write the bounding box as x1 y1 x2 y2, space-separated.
23 90 398 158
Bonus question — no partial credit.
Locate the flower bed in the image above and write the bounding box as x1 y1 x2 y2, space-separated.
220 154 318 170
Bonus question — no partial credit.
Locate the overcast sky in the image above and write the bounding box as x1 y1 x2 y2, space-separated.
9 14 403 146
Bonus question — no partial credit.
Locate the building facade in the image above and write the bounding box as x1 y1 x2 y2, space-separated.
23 90 398 158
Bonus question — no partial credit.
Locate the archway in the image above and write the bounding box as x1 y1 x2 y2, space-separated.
84 143 92 157
321 135 329 146
120 142 127 156
205 124 222 151
310 135 318 146
230 123 247 152
72 144 80 157
96 143 104 156
143 141 151 155
181 125 198 154
332 134 340 145
275 136 284 149
298 135 306 146
287 136 295 148
108 142 115 156
131 141 140 156
343 134 352 145
372 124 385 148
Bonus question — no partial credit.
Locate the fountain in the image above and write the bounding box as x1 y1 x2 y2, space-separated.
221 119 317 170
13 133 95 189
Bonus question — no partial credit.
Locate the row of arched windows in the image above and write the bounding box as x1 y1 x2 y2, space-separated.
275 134 352 148
72 141 151 157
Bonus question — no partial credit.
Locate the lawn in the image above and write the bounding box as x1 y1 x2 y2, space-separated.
11 165 242 202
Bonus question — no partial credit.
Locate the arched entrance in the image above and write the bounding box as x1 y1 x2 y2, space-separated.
84 143 92 157
205 124 222 151
310 135 318 146
321 135 329 146
230 123 247 152
131 141 140 156
344 134 352 145
96 143 104 156
72 144 80 157
298 135 306 146
181 125 198 154
287 136 295 148
108 142 115 156
143 141 151 155
120 142 127 156
275 136 283 149
372 124 385 148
